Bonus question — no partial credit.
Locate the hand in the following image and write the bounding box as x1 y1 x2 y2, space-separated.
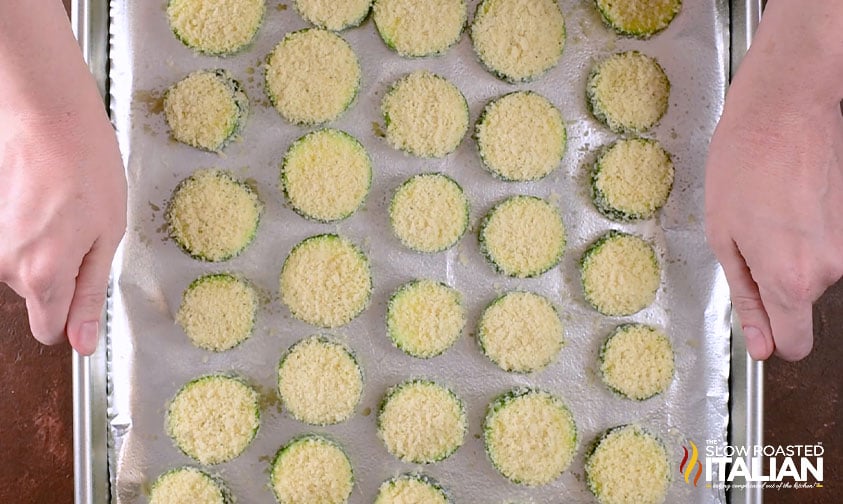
705 29 843 361
0 105 126 355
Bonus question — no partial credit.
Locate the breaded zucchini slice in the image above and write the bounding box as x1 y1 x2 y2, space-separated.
280 234 372 328
585 425 670 504
176 273 257 352
591 138 674 221
277 336 363 425
381 71 469 158
471 0 566 83
599 324 674 400
478 291 564 373
281 128 372 222
479 195 566 278
378 379 467 463
373 0 467 57
166 169 263 262
484 388 577 486
270 434 354 504
265 29 361 125
294 0 372 31
389 173 469 253
386 280 465 358
149 467 232 504
165 374 260 465
587 51 670 134
164 69 249 153
167 0 265 55
595 0 681 39
475 91 566 181
375 473 451 504
580 231 660 316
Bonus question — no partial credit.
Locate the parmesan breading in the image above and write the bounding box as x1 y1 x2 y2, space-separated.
176 273 257 352
164 69 248 152
600 324 674 400
294 0 372 31
475 91 566 181
149 467 229 504
265 29 361 125
471 0 566 82
595 0 682 38
581 231 660 316
478 291 564 373
373 0 467 57
282 129 371 222
166 375 260 465
585 425 670 504
166 169 263 262
167 0 264 55
382 71 469 158
280 234 372 328
278 336 363 425
587 51 670 133
375 474 450 504
592 138 674 221
387 280 465 358
484 389 577 485
479 196 566 278
271 435 354 504
389 173 469 253
378 380 466 463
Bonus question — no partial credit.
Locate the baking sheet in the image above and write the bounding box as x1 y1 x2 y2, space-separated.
106 0 732 501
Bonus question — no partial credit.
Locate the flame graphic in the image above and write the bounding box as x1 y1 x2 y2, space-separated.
679 441 703 486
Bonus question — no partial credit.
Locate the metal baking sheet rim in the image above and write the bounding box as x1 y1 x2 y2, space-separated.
68 0 765 502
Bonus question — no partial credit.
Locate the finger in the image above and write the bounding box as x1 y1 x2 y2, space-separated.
24 274 75 346
760 286 814 361
66 239 113 356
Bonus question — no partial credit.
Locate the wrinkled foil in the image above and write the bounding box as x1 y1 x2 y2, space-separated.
107 0 731 501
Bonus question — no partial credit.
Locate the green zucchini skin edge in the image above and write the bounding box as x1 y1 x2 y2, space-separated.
593 0 681 39
293 0 373 31
150 466 234 504
597 323 675 401
385 280 464 358
372 0 467 58
167 0 266 56
181 273 258 352
376 473 453 503
269 433 354 504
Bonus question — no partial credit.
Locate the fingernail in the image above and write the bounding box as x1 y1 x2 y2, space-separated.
743 325 767 359
77 321 99 356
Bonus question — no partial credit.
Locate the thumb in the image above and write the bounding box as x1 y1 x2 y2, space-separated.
66 239 114 355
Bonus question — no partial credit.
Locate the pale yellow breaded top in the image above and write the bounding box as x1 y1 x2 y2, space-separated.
294 0 371 31
166 169 262 262
476 91 566 181
150 468 226 504
586 426 670 504
168 0 264 54
271 436 353 504
177 274 257 352
167 375 260 465
485 390 577 485
389 173 469 252
282 129 371 222
601 324 674 400
266 29 361 125
480 196 566 278
382 71 468 158
387 280 465 358
375 476 449 504
373 0 466 57
280 235 371 328
596 0 681 38
478 291 563 373
471 0 565 82
278 337 363 425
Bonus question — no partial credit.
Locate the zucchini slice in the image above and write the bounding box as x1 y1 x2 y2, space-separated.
580 231 660 316
594 0 681 39
166 169 263 262
270 434 354 504
265 29 361 125
280 234 372 328
281 128 372 223
176 273 257 352
599 324 674 400
471 0 566 83
484 388 577 486
165 374 260 465
378 379 467 463
149 467 232 504
375 473 451 504
381 71 469 158
294 0 372 31
389 173 469 253
373 0 467 57
386 280 465 358
478 195 566 278
277 336 363 425
167 0 265 55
